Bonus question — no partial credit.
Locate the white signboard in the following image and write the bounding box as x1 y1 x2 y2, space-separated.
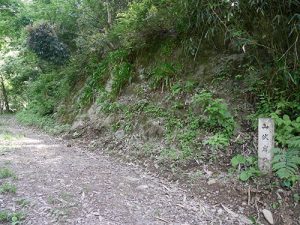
258 118 275 174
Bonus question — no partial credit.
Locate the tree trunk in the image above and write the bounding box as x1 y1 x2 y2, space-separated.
106 0 112 28
0 75 10 112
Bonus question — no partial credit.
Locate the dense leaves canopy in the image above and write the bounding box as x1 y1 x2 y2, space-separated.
27 23 69 64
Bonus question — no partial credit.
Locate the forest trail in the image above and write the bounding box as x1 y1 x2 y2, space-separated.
0 115 251 225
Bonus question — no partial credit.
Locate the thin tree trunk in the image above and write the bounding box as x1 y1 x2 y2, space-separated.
104 0 116 50
0 75 10 112
0 99 3 114
106 0 112 28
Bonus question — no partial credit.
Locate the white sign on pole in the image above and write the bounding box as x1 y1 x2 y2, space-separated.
258 118 275 174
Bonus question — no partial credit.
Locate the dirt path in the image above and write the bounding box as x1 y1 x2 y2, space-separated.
0 115 251 225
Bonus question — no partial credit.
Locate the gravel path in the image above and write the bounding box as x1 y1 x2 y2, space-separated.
0 115 251 225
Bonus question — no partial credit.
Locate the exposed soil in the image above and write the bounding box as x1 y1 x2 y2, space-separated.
0 115 253 225
66 116 300 225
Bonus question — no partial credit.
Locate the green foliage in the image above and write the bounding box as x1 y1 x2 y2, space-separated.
272 146 300 187
111 62 132 95
0 168 15 179
250 97 300 147
22 0 80 47
0 211 25 225
0 211 10 222
143 103 167 118
169 80 197 97
0 0 23 40
16 110 69 134
148 63 180 91
0 182 16 194
24 71 60 116
78 60 109 107
159 147 184 163
97 92 121 114
108 50 133 96
111 0 172 49
78 49 132 106
203 133 230 150
27 22 69 64
270 114 300 146
2 0 300 115
231 154 260 181
192 91 235 136
1 0 300 193
288 136 300 148
16 198 30 208
239 167 260 182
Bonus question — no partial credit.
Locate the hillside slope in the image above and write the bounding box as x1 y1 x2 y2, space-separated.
1 0 300 224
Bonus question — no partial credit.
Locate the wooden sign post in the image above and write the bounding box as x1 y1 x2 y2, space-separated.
258 118 275 174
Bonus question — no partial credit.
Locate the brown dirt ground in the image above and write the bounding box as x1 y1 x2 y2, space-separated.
0 115 252 225
67 119 300 225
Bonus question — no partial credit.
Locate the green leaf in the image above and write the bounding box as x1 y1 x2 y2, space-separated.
273 162 287 171
246 156 256 165
231 154 246 168
276 168 293 179
283 114 290 122
239 171 251 181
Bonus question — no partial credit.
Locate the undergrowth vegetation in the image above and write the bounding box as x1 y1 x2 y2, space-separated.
0 161 25 225
0 211 25 225
0 0 300 189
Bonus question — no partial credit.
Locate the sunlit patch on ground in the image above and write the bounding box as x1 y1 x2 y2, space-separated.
0 131 25 141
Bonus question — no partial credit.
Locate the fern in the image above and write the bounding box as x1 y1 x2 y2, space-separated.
272 147 300 185
287 136 300 148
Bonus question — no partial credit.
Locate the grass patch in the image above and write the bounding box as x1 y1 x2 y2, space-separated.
0 182 17 194
16 199 30 208
0 168 15 179
0 131 24 141
16 110 70 135
0 132 14 141
0 211 25 224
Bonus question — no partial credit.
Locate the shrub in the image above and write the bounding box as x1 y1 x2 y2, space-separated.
148 63 180 91
111 62 132 95
270 114 300 146
105 49 132 95
16 110 70 134
231 154 260 181
253 97 300 147
203 133 230 150
272 136 300 187
27 23 69 64
192 91 235 136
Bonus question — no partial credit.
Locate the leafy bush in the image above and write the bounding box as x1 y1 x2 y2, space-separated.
111 62 132 95
148 63 180 91
24 71 61 116
250 97 300 147
231 154 260 181
203 133 230 150
111 0 172 49
272 136 300 187
270 114 300 146
27 23 69 64
78 59 110 107
192 91 235 136
78 49 133 101
16 110 69 134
